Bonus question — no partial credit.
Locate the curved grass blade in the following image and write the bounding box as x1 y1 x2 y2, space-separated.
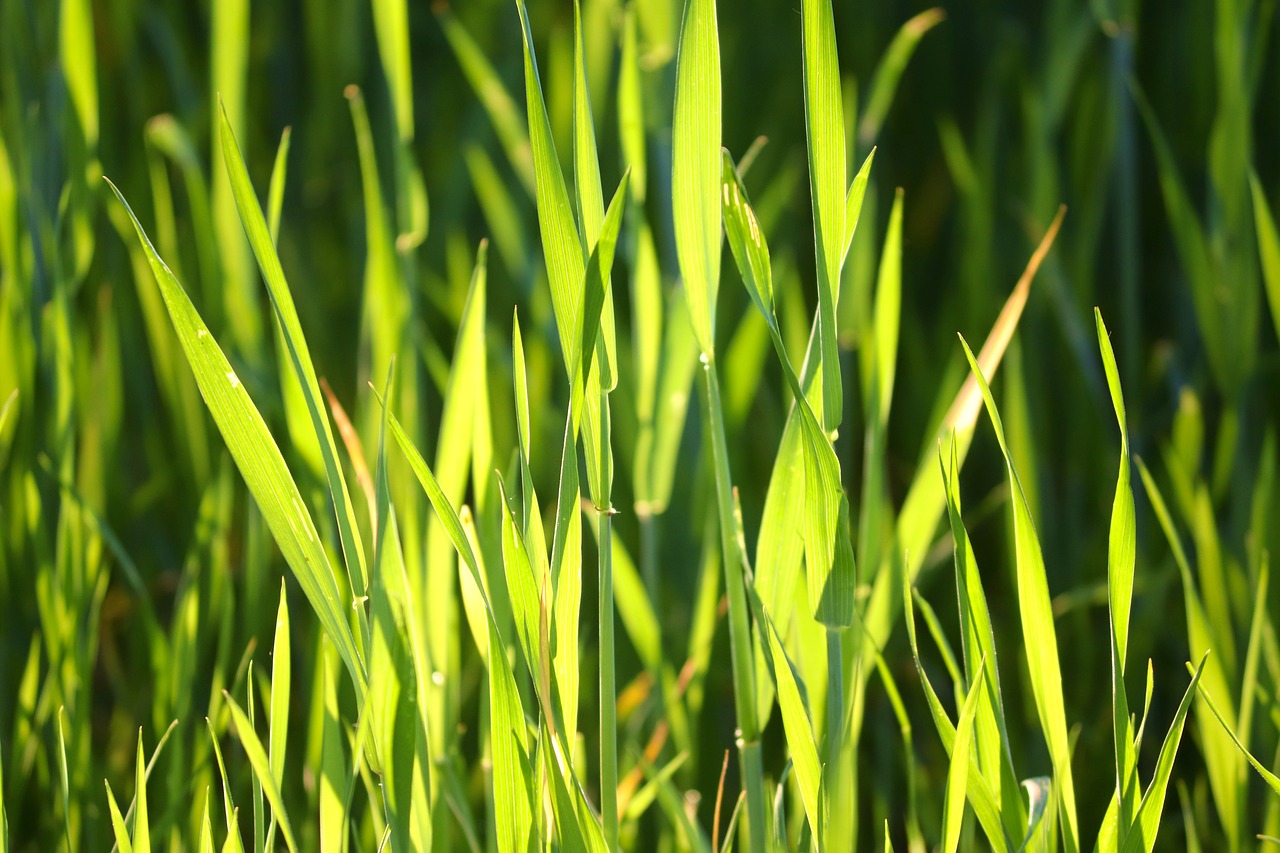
1252 173 1280 341
104 782 132 853
105 178 366 699
858 9 946 146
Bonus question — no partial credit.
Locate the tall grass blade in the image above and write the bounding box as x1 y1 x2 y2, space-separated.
960 336 1079 853
943 664 986 853
672 0 722 356
1252 173 1280 340
105 179 367 699
221 692 299 852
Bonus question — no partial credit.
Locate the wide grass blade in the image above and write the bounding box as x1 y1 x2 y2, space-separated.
672 0 722 356
104 179 367 699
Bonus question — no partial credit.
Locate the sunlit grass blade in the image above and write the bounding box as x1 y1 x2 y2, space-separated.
843 148 876 264
221 692 298 852
131 731 150 853
218 102 372 634
1119 653 1210 853
960 336 1079 853
1190 670 1280 797
104 178 366 699
266 582 291 850
943 663 986 853
488 618 535 853
104 781 132 853
801 0 846 430
672 0 722 356
903 574 1010 850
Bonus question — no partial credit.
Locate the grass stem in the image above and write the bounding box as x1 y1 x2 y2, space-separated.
702 358 767 853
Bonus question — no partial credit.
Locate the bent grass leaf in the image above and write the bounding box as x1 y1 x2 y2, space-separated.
105 179 366 700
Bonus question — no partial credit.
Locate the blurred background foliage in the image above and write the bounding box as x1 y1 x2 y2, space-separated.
1 0 1279 848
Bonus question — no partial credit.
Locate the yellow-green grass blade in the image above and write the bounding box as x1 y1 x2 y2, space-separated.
370 0 413 141
206 720 241 852
198 789 215 853
1097 309 1140 846
618 6 647 201
750 592 822 846
496 475 543 688
210 0 259 360
572 0 615 389
943 663 986 853
489 617 535 853
1191 667 1280 797
319 645 345 853
672 0 722 356
721 148 852 629
131 731 150 853
266 582 291 849
266 127 291 244
222 692 298 852
904 575 1011 851
515 0 585 365
857 9 946 146
960 336 1079 853
104 781 132 853
1252 173 1280 341
1237 553 1268 769
1117 654 1210 853
801 0 846 430
105 179 366 699
218 102 372 633
550 405 584 742
939 439 1026 843
843 148 876 265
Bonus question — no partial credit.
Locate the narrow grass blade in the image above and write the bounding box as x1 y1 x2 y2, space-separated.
801 0 846 429
370 0 413 141
757 602 823 844
858 9 946 146
266 127 291 244
218 102 372 626
104 781 133 853
131 731 150 853
1252 173 1280 341
266 581 291 849
488 619 535 853
960 336 1079 853
1120 653 1210 852
843 148 876 265
672 0 722 355
105 179 366 699
1191 670 1280 797
943 664 986 853
318 645 345 853
221 692 299 852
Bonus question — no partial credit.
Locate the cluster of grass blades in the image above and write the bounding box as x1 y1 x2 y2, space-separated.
4 0 1280 850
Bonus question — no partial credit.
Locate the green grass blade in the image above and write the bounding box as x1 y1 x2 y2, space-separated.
960 336 1079 853
318 645 345 853
1191 668 1280 797
104 781 133 853
131 731 150 853
1252 173 1280 341
755 599 822 845
1119 654 1210 853
370 0 413 141
857 9 946 146
672 0 722 356
943 663 986 853
105 178 366 699
843 148 876 264
218 102 372 629
266 127 291 244
802 0 846 430
267 580 291 850
488 618 535 853
222 692 299 852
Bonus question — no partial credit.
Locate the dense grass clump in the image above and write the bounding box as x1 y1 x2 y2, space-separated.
1 0 1279 850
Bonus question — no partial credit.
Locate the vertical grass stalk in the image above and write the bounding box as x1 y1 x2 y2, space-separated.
599 381 619 848
703 360 767 853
